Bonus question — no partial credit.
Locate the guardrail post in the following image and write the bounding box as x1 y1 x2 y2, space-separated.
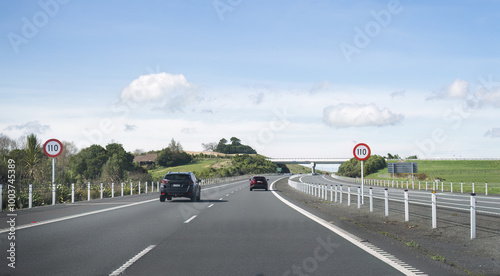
384 188 389 217
450 181 453 193
347 186 351 206
441 181 444 192
138 181 141 195
151 181 154 193
425 181 428 191
369 188 373 212
431 191 437 229
71 183 74 203
334 185 338 203
145 181 148 193
157 181 159 192
330 185 333 202
470 193 476 239
485 182 488 196
406 181 409 189
121 182 124 197
111 182 114 198
412 180 414 190
100 182 103 199
472 181 475 194
339 185 343 204
130 181 133 195
52 183 56 205
88 182 91 201
461 181 463 193
357 187 360 209
29 183 33 208
418 181 421 190
404 190 409 222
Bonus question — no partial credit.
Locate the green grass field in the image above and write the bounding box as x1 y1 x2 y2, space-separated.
367 160 500 194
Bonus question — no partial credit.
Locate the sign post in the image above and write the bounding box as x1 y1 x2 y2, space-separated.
353 143 371 204
43 139 63 205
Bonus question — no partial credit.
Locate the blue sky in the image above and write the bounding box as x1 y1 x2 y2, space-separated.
2 0 500 163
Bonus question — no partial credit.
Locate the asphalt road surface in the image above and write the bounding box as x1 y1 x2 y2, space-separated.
0 176 466 275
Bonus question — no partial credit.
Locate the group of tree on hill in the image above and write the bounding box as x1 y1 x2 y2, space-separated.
337 155 387 178
213 137 257 154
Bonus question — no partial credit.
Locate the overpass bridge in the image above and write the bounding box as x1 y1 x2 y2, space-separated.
268 158 350 174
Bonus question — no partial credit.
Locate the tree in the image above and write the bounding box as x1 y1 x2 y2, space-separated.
70 144 108 180
202 142 217 158
0 134 16 156
156 140 192 167
168 138 183 152
22 134 46 182
230 137 241 145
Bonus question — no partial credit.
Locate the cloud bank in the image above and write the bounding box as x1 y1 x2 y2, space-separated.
323 103 404 128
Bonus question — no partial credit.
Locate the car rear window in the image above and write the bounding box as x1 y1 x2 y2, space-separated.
165 174 191 181
253 177 266 181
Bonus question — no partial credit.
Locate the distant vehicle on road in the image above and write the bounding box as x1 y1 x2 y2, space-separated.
160 172 201 202
250 176 269 191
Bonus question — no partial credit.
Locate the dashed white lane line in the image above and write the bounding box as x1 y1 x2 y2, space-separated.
184 215 197 224
207 204 214 208
109 245 156 276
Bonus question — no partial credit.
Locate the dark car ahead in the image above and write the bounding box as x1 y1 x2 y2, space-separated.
250 176 269 191
160 172 201 202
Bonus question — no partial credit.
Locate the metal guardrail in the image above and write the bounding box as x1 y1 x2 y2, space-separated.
288 176 500 239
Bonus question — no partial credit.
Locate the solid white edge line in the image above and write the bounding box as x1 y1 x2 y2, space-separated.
270 178 424 276
0 199 156 233
184 215 197 224
109 245 156 276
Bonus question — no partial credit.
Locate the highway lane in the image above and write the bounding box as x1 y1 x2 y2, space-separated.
122 177 420 276
0 180 242 275
0 175 458 275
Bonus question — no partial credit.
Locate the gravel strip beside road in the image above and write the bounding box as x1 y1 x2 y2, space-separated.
275 178 500 276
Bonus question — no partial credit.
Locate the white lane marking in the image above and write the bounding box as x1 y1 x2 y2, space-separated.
270 179 426 276
109 245 156 276
226 194 230 196
184 215 197 224
207 204 214 208
219 198 223 201
0 199 156 234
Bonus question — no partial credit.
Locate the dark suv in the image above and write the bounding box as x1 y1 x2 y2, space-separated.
250 176 269 191
160 172 201 202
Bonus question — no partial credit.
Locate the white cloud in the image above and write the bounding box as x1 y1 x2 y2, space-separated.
5 121 50 135
427 79 469 100
447 79 468 98
120 73 197 112
484 127 500 138
322 103 404 128
475 86 500 107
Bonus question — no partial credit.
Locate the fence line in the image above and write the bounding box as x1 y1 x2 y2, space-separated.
1 175 249 211
288 177 500 240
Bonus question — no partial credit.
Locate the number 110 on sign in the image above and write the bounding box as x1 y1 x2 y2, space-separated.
353 143 371 161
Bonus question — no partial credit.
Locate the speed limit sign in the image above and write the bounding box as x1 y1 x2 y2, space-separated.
353 143 371 161
43 139 63 158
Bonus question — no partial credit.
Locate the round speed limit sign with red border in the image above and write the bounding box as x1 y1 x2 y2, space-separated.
353 143 371 161
43 139 63 158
